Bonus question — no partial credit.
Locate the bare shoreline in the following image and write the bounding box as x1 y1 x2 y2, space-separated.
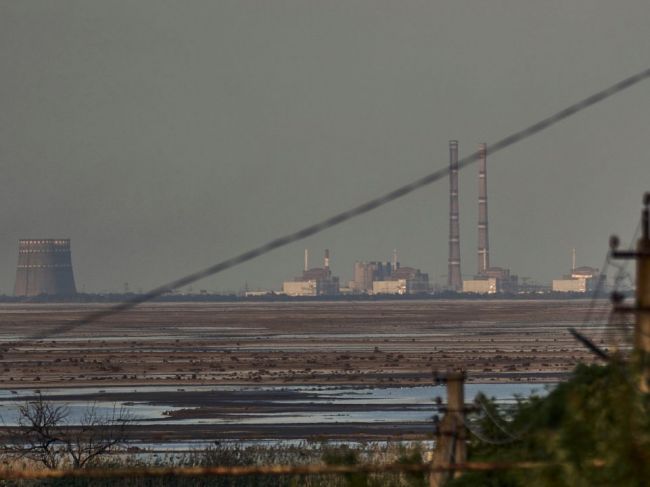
0 300 607 388
0 300 610 442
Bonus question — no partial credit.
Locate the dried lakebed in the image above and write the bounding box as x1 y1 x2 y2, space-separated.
0 300 609 443
0 300 608 388
0 383 549 443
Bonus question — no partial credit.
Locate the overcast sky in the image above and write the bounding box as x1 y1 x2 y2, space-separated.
1 1 649 294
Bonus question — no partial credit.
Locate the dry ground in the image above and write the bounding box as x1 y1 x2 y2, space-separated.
0 300 613 388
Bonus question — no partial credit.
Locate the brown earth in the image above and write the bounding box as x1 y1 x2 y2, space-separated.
0 300 614 389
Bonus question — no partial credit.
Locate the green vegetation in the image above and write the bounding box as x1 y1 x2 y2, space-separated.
451 362 650 487
4 362 649 486
0 442 429 487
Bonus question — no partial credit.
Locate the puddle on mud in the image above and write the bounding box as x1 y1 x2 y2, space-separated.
0 383 550 427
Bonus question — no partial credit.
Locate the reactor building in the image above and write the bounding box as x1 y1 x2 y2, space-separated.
372 265 430 295
349 251 429 295
349 261 394 293
349 250 399 293
282 249 340 296
552 249 602 293
14 239 78 297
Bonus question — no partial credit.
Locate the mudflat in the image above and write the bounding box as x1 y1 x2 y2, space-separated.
0 300 609 388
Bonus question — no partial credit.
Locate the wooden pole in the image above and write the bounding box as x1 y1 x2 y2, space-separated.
636 193 650 392
430 371 466 487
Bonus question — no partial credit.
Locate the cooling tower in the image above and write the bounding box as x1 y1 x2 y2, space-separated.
448 140 462 291
14 239 77 297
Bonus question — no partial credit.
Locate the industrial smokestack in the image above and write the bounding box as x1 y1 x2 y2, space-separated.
477 143 490 275
14 239 77 297
324 249 330 269
304 249 309 272
572 248 576 272
448 140 462 291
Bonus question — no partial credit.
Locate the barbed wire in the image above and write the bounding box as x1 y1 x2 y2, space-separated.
24 66 650 341
569 219 642 357
580 257 611 326
604 220 641 348
473 396 536 442
463 417 522 446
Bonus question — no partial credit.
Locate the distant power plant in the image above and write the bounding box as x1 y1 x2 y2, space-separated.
6 147 597 300
281 249 429 297
14 239 77 297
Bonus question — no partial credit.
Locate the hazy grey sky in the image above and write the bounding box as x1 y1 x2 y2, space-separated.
1 1 649 293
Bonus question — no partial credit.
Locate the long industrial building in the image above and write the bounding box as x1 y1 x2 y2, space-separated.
282 249 340 296
552 250 602 292
14 239 77 297
372 266 430 295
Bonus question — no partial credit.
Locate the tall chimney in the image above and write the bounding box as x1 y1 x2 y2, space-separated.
448 140 462 291
477 143 490 275
324 249 330 269
304 249 309 272
572 248 576 272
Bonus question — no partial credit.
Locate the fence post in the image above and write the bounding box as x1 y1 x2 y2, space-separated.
429 370 467 487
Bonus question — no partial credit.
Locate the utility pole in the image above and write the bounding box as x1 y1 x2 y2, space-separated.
430 370 467 487
611 192 650 391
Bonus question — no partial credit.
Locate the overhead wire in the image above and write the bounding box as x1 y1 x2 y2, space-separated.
22 66 650 341
562 256 610 360
569 219 642 358
474 397 521 440
463 417 521 446
604 220 641 348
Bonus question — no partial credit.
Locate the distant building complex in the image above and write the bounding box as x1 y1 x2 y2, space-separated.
552 250 602 293
282 249 340 296
372 265 430 295
349 261 394 293
6 144 594 300
14 239 77 297
350 250 430 295
463 267 518 294
282 249 429 297
552 267 601 293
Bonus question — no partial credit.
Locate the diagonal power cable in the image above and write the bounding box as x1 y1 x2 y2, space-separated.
34 66 650 340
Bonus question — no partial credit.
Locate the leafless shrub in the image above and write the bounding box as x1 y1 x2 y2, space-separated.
9 395 131 469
